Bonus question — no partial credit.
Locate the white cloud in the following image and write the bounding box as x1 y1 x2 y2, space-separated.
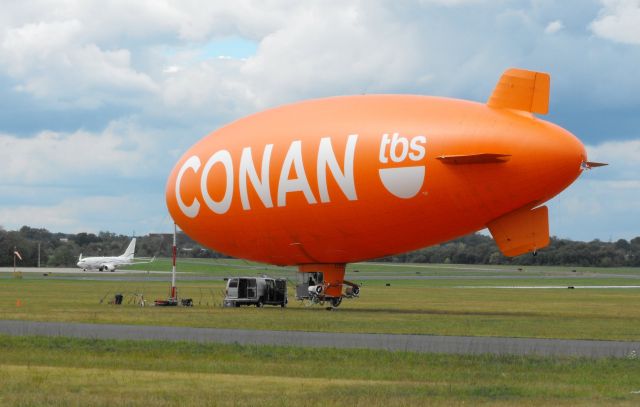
239 3 432 107
418 0 485 5
0 19 157 108
544 20 564 34
0 194 169 234
548 138 640 240
591 0 640 45
586 139 640 179
163 65 182 74
159 59 257 120
0 120 166 185
549 177 640 240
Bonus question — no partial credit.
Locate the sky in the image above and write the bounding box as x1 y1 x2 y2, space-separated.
0 0 639 241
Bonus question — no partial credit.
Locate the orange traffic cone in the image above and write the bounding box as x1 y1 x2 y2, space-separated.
16 299 22 307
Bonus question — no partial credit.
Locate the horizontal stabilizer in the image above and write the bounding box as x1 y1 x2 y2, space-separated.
437 153 511 165
487 68 550 114
487 205 549 257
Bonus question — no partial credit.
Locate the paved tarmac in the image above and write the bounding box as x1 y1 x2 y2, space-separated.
1 319 638 359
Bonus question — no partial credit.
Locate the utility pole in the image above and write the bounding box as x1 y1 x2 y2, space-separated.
171 223 177 300
37 242 41 268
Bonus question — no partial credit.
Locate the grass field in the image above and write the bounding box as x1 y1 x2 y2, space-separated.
2 335 640 406
3 262 640 405
2 262 640 340
123 257 640 277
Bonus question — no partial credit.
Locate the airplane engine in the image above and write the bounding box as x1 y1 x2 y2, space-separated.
101 264 115 272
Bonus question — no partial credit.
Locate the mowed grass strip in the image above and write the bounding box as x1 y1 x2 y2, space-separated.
2 278 640 340
122 257 291 275
1 335 640 406
122 258 640 278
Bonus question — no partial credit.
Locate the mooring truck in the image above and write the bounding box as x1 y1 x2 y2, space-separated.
223 277 287 307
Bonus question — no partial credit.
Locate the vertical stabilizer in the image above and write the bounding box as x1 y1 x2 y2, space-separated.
487 68 550 114
122 238 136 259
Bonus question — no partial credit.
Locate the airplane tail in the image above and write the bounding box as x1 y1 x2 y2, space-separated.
122 238 136 259
79 253 82 261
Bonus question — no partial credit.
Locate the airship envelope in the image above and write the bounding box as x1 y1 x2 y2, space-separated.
166 68 604 301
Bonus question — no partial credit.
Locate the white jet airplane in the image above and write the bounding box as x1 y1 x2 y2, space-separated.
76 238 153 272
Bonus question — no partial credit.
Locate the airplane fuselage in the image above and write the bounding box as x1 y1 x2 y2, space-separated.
76 256 132 271
77 238 137 271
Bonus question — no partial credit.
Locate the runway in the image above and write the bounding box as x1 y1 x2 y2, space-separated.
0 267 175 276
1 319 638 359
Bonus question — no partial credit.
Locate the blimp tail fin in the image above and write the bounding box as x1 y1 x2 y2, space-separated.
487 205 550 257
487 68 550 115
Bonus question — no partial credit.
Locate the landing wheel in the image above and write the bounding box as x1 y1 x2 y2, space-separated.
329 296 342 309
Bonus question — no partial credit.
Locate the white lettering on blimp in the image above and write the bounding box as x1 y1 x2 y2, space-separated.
278 140 317 207
317 135 358 203
379 133 426 163
175 155 201 218
202 150 234 214
240 145 274 210
175 134 359 217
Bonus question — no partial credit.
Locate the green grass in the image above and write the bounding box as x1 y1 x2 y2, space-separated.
2 335 640 406
3 264 640 405
123 257 293 275
124 258 640 278
2 276 640 340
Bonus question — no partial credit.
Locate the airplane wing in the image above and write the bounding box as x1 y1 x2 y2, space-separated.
487 68 550 114
128 256 156 265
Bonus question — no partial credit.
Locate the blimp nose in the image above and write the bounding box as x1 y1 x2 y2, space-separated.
557 127 585 170
535 123 586 197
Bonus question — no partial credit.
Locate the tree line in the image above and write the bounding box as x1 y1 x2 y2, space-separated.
0 226 227 268
375 233 640 267
1 225 639 268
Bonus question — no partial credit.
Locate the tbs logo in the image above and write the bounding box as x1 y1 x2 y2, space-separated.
378 133 427 199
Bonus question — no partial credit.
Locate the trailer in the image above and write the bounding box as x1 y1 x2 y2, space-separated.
223 277 287 307
295 271 360 309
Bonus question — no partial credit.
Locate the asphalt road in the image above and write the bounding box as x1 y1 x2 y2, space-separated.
0 267 172 274
1 319 638 359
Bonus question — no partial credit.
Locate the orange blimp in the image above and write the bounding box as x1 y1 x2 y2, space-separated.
166 68 603 305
